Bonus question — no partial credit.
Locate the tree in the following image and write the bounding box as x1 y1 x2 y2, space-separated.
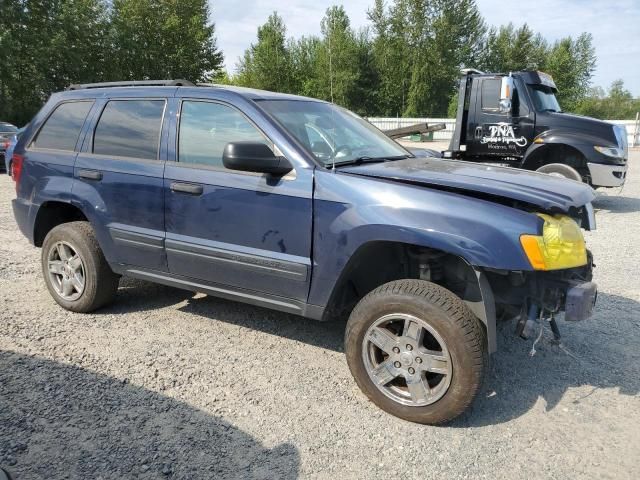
543 33 595 111
235 12 295 92
480 23 547 73
312 6 362 108
369 0 485 117
576 80 640 119
405 0 486 116
0 0 110 125
110 0 223 82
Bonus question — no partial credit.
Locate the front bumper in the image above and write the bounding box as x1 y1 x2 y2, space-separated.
588 162 627 187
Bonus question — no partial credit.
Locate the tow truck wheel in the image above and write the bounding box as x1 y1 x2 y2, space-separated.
536 163 583 182
345 279 486 424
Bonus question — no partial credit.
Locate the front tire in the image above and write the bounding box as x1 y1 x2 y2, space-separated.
345 280 486 424
536 163 583 182
41 221 119 312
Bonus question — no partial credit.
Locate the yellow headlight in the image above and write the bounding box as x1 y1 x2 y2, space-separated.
520 214 587 270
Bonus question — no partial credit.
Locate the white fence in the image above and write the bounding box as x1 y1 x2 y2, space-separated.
368 117 640 147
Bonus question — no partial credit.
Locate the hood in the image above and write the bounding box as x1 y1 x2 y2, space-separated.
538 111 617 144
339 157 596 212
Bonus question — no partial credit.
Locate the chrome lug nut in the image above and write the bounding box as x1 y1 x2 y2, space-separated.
415 357 423 364
408 367 415 374
393 361 401 368
406 344 413 351
392 346 400 354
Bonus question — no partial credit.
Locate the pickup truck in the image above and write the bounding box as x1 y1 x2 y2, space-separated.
11 80 597 424
444 69 628 188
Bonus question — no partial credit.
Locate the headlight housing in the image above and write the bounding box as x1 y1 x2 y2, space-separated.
520 214 587 270
594 145 624 159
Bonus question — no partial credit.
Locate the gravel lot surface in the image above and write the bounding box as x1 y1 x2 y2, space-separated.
1 153 639 479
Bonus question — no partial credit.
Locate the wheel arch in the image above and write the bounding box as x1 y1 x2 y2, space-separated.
322 240 497 353
33 201 88 247
522 142 589 174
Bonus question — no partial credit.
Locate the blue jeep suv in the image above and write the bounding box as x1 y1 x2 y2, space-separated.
11 80 598 424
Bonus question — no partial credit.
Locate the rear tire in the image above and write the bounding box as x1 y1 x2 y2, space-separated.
536 163 583 182
345 279 486 424
41 221 119 312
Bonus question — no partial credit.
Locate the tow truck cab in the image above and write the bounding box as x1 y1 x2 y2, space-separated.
445 69 628 188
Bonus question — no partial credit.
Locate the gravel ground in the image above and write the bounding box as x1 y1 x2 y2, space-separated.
1 153 639 479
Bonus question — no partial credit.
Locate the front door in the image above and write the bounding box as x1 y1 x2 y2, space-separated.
163 99 313 302
74 96 169 271
469 76 531 161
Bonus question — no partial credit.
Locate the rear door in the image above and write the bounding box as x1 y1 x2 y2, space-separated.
163 98 313 302
469 76 529 160
73 94 170 271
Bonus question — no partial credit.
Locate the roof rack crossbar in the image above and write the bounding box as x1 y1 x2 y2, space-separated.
67 79 194 90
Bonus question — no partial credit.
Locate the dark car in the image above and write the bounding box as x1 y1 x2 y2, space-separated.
11 80 597 424
0 122 18 172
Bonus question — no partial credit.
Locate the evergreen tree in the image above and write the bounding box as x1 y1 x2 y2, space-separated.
543 33 596 111
235 12 295 92
110 0 223 81
312 6 361 108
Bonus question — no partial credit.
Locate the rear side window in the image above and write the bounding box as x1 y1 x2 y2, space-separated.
93 100 165 160
178 101 269 168
481 79 501 111
33 101 93 151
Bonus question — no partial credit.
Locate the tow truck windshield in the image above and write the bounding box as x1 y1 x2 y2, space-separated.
528 84 562 113
259 100 411 167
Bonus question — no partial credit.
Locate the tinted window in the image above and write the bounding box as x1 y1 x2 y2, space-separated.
93 100 165 159
179 101 269 167
34 102 92 151
528 84 562 113
481 79 501 110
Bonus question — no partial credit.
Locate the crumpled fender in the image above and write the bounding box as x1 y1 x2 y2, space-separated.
309 170 542 353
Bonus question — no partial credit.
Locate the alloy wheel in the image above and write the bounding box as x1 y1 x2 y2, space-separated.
362 313 453 407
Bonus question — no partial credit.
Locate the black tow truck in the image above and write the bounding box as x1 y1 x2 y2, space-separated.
440 69 629 188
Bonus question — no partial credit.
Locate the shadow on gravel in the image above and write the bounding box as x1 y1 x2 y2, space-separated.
0 351 300 479
98 277 196 314
179 295 346 353
452 292 640 427
593 193 640 214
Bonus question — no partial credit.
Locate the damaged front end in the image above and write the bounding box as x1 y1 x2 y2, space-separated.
486 252 596 345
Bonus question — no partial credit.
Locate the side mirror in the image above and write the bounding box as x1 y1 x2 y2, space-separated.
499 76 514 114
222 142 293 176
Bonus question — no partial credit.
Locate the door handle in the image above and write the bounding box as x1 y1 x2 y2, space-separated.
170 182 203 195
474 126 483 140
77 169 103 181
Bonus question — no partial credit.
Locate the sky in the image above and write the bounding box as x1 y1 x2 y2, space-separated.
212 0 640 96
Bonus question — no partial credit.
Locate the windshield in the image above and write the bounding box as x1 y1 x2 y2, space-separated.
259 100 411 166
528 84 562 112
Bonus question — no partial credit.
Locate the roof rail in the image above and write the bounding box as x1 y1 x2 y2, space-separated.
66 79 194 90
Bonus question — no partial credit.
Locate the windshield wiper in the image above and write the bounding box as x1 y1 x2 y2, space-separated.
331 155 411 168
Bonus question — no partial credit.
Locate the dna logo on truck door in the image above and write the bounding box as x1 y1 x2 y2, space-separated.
480 123 528 147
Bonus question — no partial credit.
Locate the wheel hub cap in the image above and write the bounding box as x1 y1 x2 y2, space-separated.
400 352 414 366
